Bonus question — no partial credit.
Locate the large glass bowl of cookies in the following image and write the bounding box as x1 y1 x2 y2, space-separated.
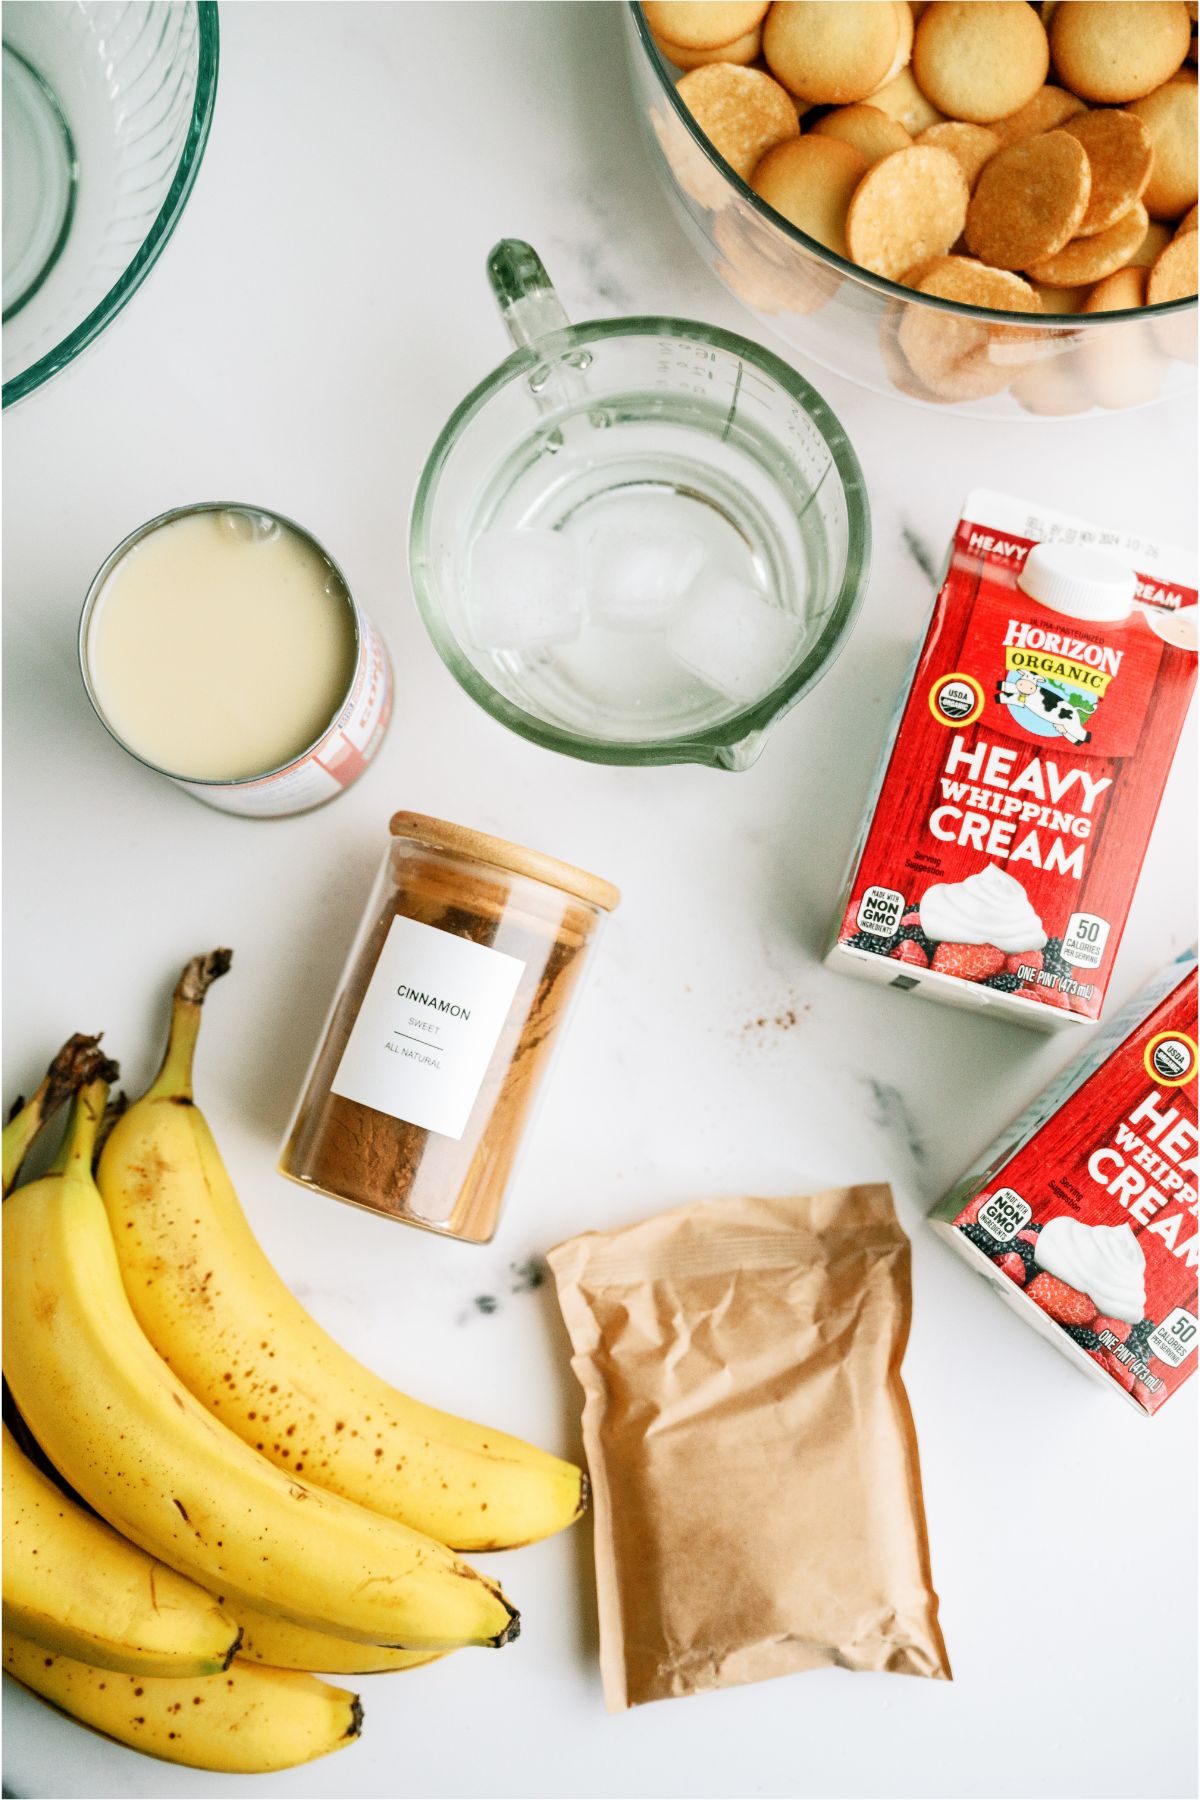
628 1 1197 417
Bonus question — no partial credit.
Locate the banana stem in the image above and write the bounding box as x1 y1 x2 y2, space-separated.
145 951 233 1102
2 1036 118 1197
47 1080 109 1178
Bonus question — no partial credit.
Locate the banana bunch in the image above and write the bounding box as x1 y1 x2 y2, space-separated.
3 963 587 1773
97 952 585 1552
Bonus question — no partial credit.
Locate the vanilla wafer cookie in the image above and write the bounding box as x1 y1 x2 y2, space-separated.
1061 109 1154 235
917 121 1001 188
846 144 969 278
676 63 799 182
965 131 1091 268
1080 265 1165 405
653 24 763 70
869 66 946 135
989 83 1085 145
1147 226 1199 301
644 2 769 51
752 135 869 257
898 257 1042 398
812 103 913 165
1129 78 1199 218
913 2 1049 123
763 1 902 104
1050 2 1190 103
1028 201 1150 284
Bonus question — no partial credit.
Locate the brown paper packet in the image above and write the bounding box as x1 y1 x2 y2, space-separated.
548 1185 951 1710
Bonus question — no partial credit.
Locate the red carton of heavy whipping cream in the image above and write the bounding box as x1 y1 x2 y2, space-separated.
930 955 1198 1415
827 492 1197 1029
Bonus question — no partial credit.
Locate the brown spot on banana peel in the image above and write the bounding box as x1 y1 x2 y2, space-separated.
31 1287 57 1326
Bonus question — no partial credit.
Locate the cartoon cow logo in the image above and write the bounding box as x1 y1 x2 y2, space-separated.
995 669 1095 744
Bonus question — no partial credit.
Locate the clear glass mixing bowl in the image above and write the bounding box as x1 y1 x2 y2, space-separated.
626 4 1197 421
2 1 219 408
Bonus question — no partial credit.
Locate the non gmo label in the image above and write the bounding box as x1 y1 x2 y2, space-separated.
857 886 906 938
331 916 526 1140
978 1187 1032 1243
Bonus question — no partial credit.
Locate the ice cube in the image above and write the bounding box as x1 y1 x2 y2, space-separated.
468 530 584 650
585 523 706 632
666 569 801 704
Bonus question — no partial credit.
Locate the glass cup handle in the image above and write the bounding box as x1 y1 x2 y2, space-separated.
486 239 590 413
487 239 573 352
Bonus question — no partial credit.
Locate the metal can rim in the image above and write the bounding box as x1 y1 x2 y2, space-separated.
77 500 367 789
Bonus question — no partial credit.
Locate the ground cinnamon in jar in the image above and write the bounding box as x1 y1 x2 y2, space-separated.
279 813 618 1243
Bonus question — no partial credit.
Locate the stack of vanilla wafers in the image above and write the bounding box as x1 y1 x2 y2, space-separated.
644 1 1197 409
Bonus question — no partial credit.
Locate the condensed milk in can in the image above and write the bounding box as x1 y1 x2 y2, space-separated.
79 502 392 817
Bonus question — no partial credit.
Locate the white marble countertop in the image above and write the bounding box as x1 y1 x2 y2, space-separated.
3 5 1197 1797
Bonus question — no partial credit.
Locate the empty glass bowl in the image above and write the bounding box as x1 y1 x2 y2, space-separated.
2 1 218 408
626 4 1197 421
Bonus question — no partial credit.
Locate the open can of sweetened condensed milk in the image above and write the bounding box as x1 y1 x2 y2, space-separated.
79 502 392 817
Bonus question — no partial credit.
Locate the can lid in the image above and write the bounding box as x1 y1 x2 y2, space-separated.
1017 542 1136 624
389 812 620 911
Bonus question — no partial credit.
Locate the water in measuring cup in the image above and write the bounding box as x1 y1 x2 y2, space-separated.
461 391 835 743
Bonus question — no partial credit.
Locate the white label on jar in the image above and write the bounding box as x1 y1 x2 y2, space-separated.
331 916 526 1140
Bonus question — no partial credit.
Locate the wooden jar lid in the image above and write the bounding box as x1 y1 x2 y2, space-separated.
389 812 620 913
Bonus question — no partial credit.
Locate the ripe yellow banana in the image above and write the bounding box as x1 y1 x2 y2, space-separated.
2 1424 240 1676
3 1081 518 1652
4 1634 362 1773
98 951 586 1551
232 1601 445 1675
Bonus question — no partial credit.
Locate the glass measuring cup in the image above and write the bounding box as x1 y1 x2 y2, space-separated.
409 240 870 769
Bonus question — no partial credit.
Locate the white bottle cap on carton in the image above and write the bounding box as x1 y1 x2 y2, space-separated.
1018 542 1136 623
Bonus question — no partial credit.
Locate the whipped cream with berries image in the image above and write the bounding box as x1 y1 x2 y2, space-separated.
919 865 1048 956
1036 1218 1147 1325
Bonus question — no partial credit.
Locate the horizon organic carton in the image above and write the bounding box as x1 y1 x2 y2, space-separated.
931 954 1198 1416
827 491 1197 1029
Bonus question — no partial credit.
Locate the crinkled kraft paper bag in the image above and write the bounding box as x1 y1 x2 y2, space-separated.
548 1185 951 1710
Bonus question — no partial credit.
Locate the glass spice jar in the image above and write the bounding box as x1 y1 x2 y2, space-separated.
279 812 618 1243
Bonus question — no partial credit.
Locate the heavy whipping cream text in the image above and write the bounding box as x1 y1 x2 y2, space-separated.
1089 1086 1200 1255
929 736 1112 877
931 957 1198 1415
829 491 1196 1028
